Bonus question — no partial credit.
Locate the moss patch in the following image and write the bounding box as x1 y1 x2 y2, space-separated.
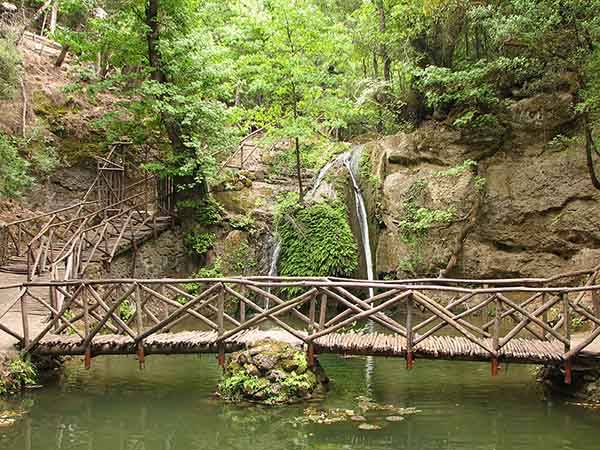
218 340 328 405
275 194 358 279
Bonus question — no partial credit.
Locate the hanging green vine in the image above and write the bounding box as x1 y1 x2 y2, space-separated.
275 194 358 278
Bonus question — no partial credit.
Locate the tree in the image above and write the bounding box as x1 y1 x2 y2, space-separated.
234 0 355 202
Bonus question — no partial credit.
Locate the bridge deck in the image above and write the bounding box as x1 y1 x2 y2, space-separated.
31 329 597 365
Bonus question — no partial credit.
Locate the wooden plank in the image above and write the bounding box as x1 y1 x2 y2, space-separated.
308 292 410 341
498 293 561 348
319 287 407 336
86 284 137 339
495 293 569 346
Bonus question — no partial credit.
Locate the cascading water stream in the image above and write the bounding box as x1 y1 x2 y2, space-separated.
343 146 375 298
267 145 377 393
343 145 376 396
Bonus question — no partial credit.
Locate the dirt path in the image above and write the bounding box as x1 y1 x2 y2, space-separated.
0 272 50 354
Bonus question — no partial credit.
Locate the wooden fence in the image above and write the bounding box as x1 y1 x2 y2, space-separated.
0 148 174 280
1 270 599 383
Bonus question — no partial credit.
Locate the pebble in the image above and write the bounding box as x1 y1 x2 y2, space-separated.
385 416 405 422
350 415 366 422
358 423 382 431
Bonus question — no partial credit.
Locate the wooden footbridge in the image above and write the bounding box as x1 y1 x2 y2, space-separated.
1 267 600 384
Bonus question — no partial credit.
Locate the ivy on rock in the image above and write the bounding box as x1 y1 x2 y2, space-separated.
275 194 358 278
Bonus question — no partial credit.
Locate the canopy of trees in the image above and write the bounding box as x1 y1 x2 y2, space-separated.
6 0 600 195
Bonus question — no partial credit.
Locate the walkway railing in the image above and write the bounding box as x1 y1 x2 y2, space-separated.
1 274 599 382
0 146 175 280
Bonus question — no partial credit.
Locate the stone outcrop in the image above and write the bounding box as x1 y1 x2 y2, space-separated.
369 91 600 278
218 340 328 404
538 366 600 403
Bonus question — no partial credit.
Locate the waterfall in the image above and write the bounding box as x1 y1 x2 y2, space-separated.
344 145 375 297
268 241 281 278
343 145 376 390
268 145 375 294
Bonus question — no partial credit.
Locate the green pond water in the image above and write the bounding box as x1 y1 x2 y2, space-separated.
0 354 599 450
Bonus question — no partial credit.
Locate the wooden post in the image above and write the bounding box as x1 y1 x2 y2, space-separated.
318 292 328 330
21 289 30 348
135 283 145 369
542 292 548 340
592 287 600 330
406 293 414 369
562 291 571 384
239 285 246 324
83 285 91 369
491 295 501 376
26 247 31 282
217 285 225 368
307 292 317 367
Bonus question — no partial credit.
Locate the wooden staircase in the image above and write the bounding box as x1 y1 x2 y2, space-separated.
0 147 175 280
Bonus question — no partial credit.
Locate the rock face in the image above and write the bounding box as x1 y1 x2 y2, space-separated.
218 340 328 405
538 366 600 403
369 91 600 278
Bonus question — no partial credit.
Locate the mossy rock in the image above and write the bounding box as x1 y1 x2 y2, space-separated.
218 340 328 405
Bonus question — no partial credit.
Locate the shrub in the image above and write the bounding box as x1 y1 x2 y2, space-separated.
0 357 37 395
0 134 32 198
184 229 216 257
177 197 224 225
0 38 21 99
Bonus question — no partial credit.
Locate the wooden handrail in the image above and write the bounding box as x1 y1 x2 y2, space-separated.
2 277 599 379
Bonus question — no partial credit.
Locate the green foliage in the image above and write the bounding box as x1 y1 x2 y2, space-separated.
118 299 135 322
0 38 21 100
397 179 455 240
275 194 358 278
0 134 33 198
177 197 224 225
222 239 257 276
184 229 216 257
182 260 225 302
0 357 37 395
397 206 455 238
228 214 256 233
417 57 538 114
359 149 381 190
434 159 477 178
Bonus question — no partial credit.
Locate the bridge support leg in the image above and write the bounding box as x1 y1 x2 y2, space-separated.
137 343 145 369
84 347 92 370
406 351 414 370
564 358 572 385
491 357 499 377
217 344 225 368
306 343 315 368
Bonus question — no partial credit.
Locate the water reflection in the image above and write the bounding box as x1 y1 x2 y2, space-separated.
1 354 600 450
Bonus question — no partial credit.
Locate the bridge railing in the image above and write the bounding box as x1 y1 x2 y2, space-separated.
1 276 599 381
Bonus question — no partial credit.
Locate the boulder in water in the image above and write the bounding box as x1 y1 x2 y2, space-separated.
218 340 328 404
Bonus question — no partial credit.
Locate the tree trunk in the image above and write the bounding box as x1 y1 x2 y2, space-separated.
49 1 58 34
376 0 390 81
585 115 600 190
145 0 164 83
144 0 201 195
295 137 304 203
372 50 378 78
54 44 69 67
